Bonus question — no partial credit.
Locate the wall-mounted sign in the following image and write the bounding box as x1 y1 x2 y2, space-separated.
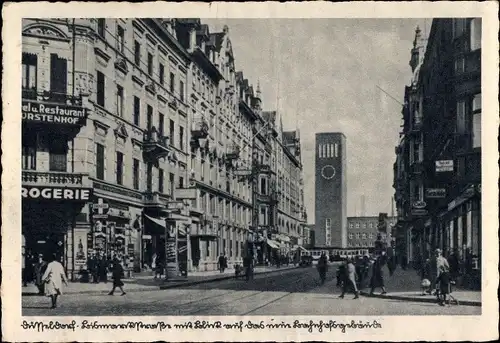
425 188 446 198
411 209 428 216
412 200 427 209
22 186 92 201
167 201 185 211
435 160 454 172
22 101 87 125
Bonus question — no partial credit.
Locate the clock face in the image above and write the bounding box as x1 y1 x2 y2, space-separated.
321 165 336 180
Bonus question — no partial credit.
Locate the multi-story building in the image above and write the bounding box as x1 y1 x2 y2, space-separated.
393 19 481 288
347 215 396 249
21 18 192 277
21 17 308 276
315 132 347 248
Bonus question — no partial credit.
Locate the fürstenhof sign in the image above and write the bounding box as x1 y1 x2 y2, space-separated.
22 101 87 125
22 186 92 201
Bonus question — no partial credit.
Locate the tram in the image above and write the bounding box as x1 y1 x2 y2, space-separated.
300 247 370 264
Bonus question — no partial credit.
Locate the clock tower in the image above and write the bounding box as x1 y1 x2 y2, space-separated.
315 132 347 248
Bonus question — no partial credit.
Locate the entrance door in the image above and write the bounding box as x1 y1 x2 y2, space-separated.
26 232 65 263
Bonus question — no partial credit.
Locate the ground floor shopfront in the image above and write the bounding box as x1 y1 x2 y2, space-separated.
404 185 481 289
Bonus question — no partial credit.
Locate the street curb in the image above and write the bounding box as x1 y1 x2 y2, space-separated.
159 266 301 290
22 267 301 297
359 291 481 307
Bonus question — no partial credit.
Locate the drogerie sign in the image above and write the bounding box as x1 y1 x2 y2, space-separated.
22 186 92 201
22 101 87 125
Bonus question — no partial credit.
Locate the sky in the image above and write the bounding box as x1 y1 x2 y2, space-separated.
205 18 430 222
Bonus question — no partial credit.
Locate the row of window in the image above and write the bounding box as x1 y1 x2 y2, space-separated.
22 53 67 95
456 93 481 149
348 222 376 229
95 143 182 194
318 143 339 159
348 233 375 240
97 19 186 100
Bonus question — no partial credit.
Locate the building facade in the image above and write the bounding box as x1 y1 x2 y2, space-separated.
314 133 347 248
21 18 307 277
393 19 481 288
347 215 396 248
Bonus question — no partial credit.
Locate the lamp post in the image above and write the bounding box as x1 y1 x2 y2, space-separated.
185 224 191 277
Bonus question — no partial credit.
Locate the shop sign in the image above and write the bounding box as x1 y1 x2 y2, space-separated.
412 200 427 209
425 188 446 198
411 209 428 216
167 201 185 211
22 101 87 125
22 186 92 201
92 214 108 219
435 160 454 172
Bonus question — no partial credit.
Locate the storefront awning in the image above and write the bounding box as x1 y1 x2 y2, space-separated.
267 239 281 249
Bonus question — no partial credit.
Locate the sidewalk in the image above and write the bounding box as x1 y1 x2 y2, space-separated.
358 266 482 307
22 265 299 296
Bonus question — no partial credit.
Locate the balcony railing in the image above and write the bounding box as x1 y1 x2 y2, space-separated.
143 128 170 161
22 170 89 187
225 144 240 161
143 192 171 207
22 89 83 106
191 117 209 139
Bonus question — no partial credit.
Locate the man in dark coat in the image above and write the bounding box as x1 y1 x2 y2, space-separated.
317 253 328 284
370 254 388 295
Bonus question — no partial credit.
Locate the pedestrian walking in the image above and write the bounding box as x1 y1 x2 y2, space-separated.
218 254 226 273
339 258 359 299
98 254 108 283
370 254 387 295
154 255 164 279
108 257 126 296
34 254 48 295
41 253 68 309
317 252 328 284
435 249 451 306
243 255 253 281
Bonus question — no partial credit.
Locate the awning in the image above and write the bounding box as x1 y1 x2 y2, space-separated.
267 239 281 249
144 214 166 228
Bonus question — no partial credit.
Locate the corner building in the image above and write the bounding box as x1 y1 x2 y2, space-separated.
394 19 481 289
315 133 347 248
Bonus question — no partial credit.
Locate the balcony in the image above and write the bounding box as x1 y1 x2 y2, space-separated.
225 144 240 161
22 170 90 187
22 90 87 128
143 192 171 209
143 128 170 161
191 117 209 139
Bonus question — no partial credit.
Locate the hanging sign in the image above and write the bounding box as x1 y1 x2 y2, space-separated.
425 188 446 198
435 160 454 172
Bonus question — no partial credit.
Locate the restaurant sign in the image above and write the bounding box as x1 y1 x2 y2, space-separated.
425 188 447 198
22 186 92 201
435 160 454 172
22 101 87 125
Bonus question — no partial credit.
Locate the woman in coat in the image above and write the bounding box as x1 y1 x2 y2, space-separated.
370 255 387 295
339 258 359 299
108 257 126 296
317 252 328 284
42 254 68 309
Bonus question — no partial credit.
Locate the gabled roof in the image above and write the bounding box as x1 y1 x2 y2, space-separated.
208 32 225 51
